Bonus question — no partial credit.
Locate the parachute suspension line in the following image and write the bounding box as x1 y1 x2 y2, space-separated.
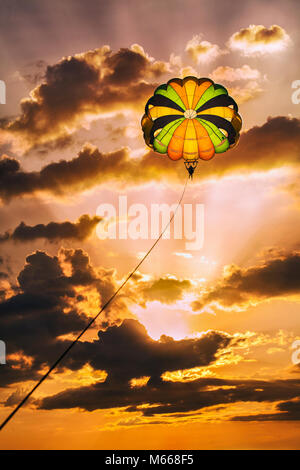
0 176 189 432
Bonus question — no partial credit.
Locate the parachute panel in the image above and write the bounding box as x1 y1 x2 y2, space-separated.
183 120 198 161
198 119 229 154
168 80 189 110
153 118 184 153
193 119 215 160
191 80 213 109
183 77 197 109
168 119 188 160
155 86 187 111
148 106 184 120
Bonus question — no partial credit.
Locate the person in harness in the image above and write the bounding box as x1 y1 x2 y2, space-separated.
184 160 198 178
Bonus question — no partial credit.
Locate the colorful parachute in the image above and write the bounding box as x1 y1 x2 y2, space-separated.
141 76 242 177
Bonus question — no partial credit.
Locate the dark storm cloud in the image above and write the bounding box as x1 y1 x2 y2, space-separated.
192 251 300 311
36 319 240 413
225 115 300 171
184 115 300 181
0 143 182 202
0 146 129 201
0 254 232 388
3 250 300 420
103 48 149 85
0 256 7 278
0 45 165 149
1 115 300 202
0 249 115 387
38 372 300 417
0 249 233 395
0 214 102 243
62 319 232 384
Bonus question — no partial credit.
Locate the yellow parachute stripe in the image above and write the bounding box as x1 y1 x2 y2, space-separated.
148 106 184 120
184 79 197 109
197 107 235 120
183 120 198 160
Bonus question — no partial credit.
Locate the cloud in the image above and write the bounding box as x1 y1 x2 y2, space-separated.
60 319 232 385
0 146 130 202
38 371 300 417
0 248 117 386
210 66 264 104
0 214 102 243
191 115 300 177
228 80 263 104
232 398 300 421
185 35 227 64
2 387 34 408
192 251 300 312
228 24 292 56
2 250 300 421
0 44 172 151
0 143 183 202
1 115 300 202
210 65 261 82
36 319 240 414
281 175 300 208
0 249 232 392
141 277 192 304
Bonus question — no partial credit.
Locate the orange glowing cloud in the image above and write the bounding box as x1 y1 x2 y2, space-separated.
1 115 300 202
210 65 261 82
228 24 292 56
185 34 227 64
192 250 300 313
0 45 174 151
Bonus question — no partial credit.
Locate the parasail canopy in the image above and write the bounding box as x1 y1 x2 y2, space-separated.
141 76 242 176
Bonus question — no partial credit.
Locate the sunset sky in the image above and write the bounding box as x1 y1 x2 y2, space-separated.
1 0 300 450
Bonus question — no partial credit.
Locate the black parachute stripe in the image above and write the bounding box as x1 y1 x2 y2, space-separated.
153 83 167 95
167 77 184 87
195 77 213 86
196 94 238 113
145 94 185 114
197 114 237 144
150 115 184 145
